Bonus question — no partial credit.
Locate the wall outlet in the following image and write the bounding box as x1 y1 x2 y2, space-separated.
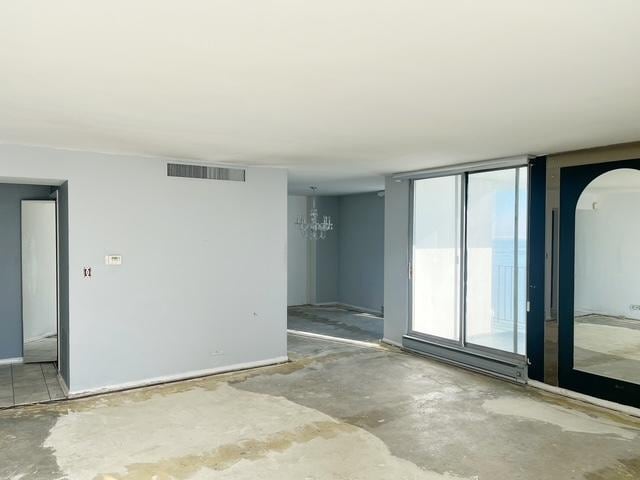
630 305 640 311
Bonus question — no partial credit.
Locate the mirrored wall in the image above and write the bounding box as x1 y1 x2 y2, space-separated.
573 168 640 385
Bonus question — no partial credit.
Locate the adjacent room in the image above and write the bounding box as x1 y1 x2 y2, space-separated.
2 2 640 479
287 189 385 344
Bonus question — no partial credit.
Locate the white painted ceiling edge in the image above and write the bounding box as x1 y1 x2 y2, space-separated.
2 1 640 196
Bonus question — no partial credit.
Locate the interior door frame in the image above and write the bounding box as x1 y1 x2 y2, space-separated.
558 157 640 408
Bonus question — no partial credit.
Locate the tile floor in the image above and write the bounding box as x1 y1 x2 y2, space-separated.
0 362 65 408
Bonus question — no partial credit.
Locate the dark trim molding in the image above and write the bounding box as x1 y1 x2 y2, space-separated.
526 156 546 381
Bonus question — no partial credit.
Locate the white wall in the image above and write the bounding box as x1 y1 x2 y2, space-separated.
575 187 640 320
287 195 308 306
0 144 288 394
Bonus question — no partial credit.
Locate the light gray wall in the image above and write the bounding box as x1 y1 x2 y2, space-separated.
287 195 309 306
383 177 410 345
337 193 384 312
0 183 53 361
314 196 340 303
0 144 287 394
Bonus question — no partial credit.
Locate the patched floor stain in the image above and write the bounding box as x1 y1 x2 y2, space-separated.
44 382 460 480
482 397 637 439
1 334 640 479
585 457 640 480
94 421 357 479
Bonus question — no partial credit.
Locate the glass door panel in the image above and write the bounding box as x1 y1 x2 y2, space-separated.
466 168 527 354
516 166 529 354
412 176 462 341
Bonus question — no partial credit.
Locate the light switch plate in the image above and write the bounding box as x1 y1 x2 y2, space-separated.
105 255 122 266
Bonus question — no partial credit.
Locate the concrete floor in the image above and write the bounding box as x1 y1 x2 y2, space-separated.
2 334 640 479
287 305 383 342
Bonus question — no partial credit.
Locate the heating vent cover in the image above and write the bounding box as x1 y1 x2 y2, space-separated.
167 163 246 182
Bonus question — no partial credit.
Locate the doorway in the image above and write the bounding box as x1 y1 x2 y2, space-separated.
286 192 385 345
404 162 529 380
0 183 66 408
558 159 640 408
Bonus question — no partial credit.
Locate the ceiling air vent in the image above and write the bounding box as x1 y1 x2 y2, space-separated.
167 163 245 182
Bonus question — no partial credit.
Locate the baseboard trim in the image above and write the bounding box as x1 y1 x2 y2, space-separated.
309 302 383 316
66 356 289 398
57 372 70 398
0 357 23 366
381 338 403 348
288 329 383 349
527 380 640 419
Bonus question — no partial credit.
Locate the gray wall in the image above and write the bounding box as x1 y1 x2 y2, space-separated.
1 144 288 394
313 193 385 312
0 183 53 360
383 177 410 345
314 196 340 303
337 193 384 312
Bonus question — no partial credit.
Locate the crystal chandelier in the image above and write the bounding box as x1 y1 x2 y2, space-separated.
296 186 334 240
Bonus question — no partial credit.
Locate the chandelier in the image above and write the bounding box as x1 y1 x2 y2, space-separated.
295 186 334 240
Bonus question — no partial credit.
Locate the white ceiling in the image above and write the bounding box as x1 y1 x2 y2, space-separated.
2 1 640 196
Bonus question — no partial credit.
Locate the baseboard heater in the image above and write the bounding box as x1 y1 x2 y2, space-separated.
402 335 527 383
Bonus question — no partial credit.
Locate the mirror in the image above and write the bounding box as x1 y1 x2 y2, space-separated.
573 168 640 384
21 200 58 363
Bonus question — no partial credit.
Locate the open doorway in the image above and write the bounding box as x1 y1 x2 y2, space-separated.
287 191 385 345
0 183 67 407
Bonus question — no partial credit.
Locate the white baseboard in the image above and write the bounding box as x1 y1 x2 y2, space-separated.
0 357 23 366
66 356 289 398
527 380 640 418
288 329 383 349
310 302 383 316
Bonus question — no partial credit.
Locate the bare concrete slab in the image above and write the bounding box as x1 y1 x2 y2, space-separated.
1 335 639 479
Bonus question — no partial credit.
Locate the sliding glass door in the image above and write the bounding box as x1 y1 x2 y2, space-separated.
412 176 462 341
466 167 528 355
409 164 529 378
